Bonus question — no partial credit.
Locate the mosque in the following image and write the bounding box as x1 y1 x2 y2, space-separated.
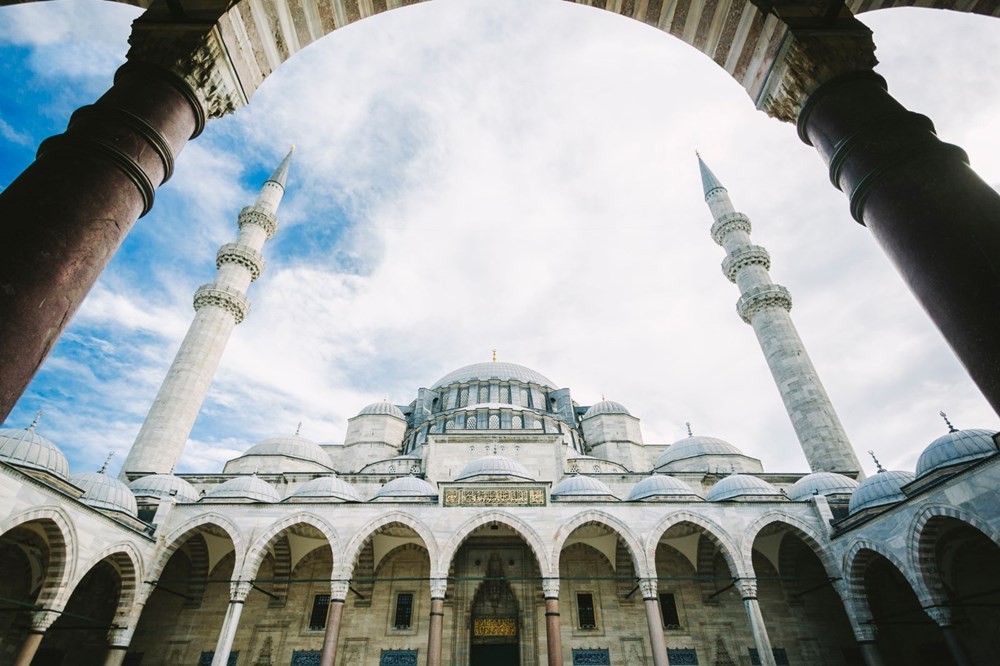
1 152 999 666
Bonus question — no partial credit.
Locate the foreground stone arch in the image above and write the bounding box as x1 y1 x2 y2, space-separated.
239 511 339 581
551 509 648 577
842 538 929 620
741 512 840 580
338 511 439 579
148 512 245 584
73 542 143 628
645 510 745 577
438 510 551 576
909 502 1000 599
0 507 77 612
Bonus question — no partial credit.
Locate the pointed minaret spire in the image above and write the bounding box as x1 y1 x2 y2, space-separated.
27 410 42 431
698 155 864 479
121 151 294 480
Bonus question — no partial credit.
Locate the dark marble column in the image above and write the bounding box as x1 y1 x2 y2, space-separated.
542 579 563 666
798 70 1000 416
639 579 668 666
319 581 349 666
0 61 204 421
426 579 447 666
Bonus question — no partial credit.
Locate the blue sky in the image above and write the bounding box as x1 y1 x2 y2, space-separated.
1 0 998 477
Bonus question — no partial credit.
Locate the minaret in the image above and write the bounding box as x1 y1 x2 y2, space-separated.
121 148 293 479
698 155 863 477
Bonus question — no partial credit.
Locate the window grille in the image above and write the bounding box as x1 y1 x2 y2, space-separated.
394 593 414 629
577 593 596 629
512 416 522 429
466 416 477 429
489 415 500 429
309 594 330 630
659 592 681 628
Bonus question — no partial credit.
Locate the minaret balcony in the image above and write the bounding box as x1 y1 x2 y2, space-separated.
238 205 278 238
710 212 751 245
193 283 250 323
722 245 770 283
736 284 792 323
216 243 265 280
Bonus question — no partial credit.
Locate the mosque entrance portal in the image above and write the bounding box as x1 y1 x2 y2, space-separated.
470 554 521 666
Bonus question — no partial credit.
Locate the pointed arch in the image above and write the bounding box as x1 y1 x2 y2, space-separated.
73 542 143 632
842 537 932 625
438 510 551 577
644 511 745 578
338 511 438 579
551 509 648 578
239 511 339 580
147 512 244 585
741 512 840 580
0 506 78 611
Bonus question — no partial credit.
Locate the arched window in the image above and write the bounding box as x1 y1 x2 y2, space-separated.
479 387 489 403
500 385 510 403
489 415 500 429
466 416 477 429
460 388 469 407
512 415 522 429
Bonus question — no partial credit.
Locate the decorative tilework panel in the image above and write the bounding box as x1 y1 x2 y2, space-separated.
572 648 611 665
667 648 699 665
380 649 418 666
291 650 322 666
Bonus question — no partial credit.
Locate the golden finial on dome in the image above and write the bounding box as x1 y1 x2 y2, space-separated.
99 451 115 474
939 411 957 433
492 349 497 362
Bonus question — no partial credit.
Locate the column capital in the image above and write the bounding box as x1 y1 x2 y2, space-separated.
853 622 877 643
330 580 350 602
108 625 136 648
639 578 659 600
230 580 253 602
541 577 560 599
30 609 60 631
924 605 953 627
736 578 758 600
429 578 448 599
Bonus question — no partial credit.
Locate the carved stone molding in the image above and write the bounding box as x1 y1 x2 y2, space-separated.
638 578 659 600
31 609 60 631
330 580 351 602
429 578 449 599
193 283 250 323
737 284 792 324
216 243 265 281
736 578 758 600
722 245 771 283
230 580 253 602
238 205 278 239
542 578 560 599
711 212 752 246
923 605 953 627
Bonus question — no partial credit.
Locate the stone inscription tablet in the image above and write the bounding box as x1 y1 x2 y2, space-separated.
443 486 546 507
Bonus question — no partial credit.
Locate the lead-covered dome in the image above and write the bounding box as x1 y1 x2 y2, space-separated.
706 474 783 502
656 436 743 467
628 475 699 501
788 472 859 501
373 476 438 500
552 475 617 499
431 362 556 390
241 435 333 468
203 475 281 503
288 476 361 502
0 427 70 479
848 470 915 515
71 472 138 517
128 474 199 503
456 455 533 481
916 429 996 478
582 401 631 418
358 401 406 419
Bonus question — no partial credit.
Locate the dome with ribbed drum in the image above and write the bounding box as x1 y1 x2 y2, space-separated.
128 474 199 503
706 474 783 502
203 475 281 503
240 435 332 468
288 476 361 502
628 475 700 501
916 428 997 478
848 470 915 515
358 401 406 419
552 475 617 500
71 471 138 517
0 426 70 480
582 400 631 418
431 361 556 390
456 455 533 481
373 476 438 500
788 472 859 501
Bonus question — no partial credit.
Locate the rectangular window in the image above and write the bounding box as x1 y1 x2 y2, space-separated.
309 594 330 630
394 593 414 629
659 592 680 629
577 592 596 629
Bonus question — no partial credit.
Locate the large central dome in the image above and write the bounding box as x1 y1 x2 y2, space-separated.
431 361 556 390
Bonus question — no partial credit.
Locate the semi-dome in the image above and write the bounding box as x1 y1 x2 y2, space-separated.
916 429 997 478
241 435 332 468
373 476 438 499
288 476 361 502
628 475 699 501
71 472 138 517
358 401 406 419
127 474 199 503
582 400 631 418
706 474 782 502
203 475 281 503
431 362 556 390
0 427 70 479
551 475 617 499
655 436 745 468
456 455 533 481
788 472 859 501
848 470 915 515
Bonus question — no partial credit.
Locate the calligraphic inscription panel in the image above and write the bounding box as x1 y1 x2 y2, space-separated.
572 648 611 665
379 649 418 666
443 486 546 507
473 617 518 637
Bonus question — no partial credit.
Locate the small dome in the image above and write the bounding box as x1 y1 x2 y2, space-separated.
655 436 745 468
916 429 997 478
456 455 533 481
431 362 556 390
788 472 859 501
373 476 438 499
583 401 631 418
551 475 617 499
358 401 406 419
706 474 782 502
0 427 70 479
289 476 361 502
127 474 199 503
848 470 915 515
203 476 281 503
71 472 138 517
628 475 699 501
241 435 332 468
